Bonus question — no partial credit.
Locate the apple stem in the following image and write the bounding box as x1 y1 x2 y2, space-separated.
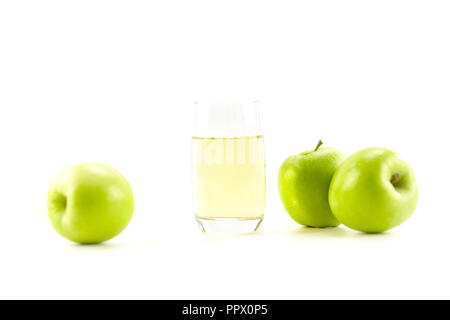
314 140 323 152
391 173 401 186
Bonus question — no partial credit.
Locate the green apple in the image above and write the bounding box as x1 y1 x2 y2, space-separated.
278 141 346 227
329 148 418 233
47 162 134 244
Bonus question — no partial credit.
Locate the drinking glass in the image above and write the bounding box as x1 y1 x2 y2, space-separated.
192 100 266 234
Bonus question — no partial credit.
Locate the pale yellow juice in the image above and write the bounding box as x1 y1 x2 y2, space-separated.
192 136 266 220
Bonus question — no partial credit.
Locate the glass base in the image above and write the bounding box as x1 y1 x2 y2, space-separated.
196 217 263 234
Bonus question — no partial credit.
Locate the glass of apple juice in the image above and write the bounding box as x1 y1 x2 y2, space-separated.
192 100 266 234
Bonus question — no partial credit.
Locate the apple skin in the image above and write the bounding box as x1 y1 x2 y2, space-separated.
329 148 418 233
47 163 134 244
279 144 346 227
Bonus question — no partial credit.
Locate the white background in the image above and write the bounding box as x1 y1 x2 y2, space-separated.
0 0 449 299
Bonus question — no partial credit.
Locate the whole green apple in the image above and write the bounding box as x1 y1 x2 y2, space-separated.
47 162 134 244
279 141 346 227
329 148 418 233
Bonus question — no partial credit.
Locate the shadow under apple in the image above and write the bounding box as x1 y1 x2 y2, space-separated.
289 226 395 239
68 241 128 250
